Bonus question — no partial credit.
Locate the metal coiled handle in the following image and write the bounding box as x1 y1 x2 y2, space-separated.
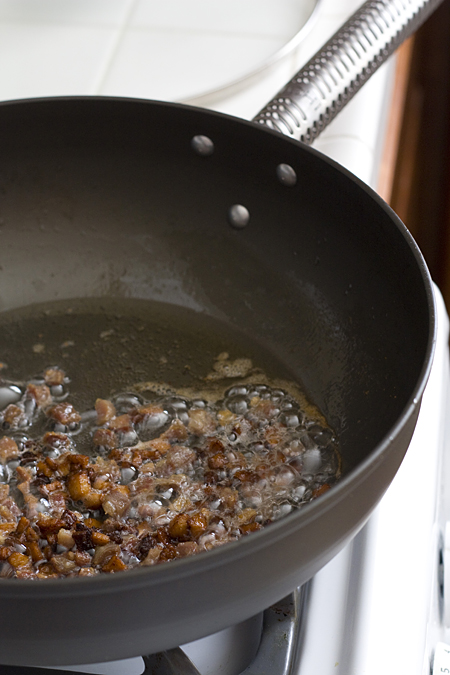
253 0 443 143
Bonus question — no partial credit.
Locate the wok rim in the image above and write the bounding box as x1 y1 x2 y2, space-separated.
0 95 437 595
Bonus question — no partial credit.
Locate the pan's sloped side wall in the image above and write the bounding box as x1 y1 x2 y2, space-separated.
0 98 432 472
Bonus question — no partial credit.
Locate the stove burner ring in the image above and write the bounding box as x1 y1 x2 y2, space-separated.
0 586 309 675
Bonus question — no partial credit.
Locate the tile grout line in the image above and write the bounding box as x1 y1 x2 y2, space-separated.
90 0 139 95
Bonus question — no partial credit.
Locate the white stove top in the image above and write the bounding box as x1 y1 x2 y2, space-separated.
297 285 450 675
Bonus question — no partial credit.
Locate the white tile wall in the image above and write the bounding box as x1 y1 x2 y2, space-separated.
0 0 396 191
98 30 285 101
0 0 134 25
0 23 118 99
128 0 310 37
0 0 317 102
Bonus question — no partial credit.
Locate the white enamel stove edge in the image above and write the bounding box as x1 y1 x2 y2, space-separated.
295 285 450 675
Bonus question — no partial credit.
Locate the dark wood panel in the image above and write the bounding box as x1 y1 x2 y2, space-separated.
387 0 450 308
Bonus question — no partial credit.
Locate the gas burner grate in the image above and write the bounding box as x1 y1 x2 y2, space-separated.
0 585 309 675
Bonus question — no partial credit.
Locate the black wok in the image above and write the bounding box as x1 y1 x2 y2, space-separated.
0 1 438 668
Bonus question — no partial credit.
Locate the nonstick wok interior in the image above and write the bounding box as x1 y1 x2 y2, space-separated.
0 97 435 665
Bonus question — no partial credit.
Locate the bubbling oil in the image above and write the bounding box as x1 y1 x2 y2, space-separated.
0 297 341 578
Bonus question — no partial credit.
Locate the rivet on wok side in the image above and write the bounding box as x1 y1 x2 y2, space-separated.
276 163 297 187
228 204 250 229
191 135 214 156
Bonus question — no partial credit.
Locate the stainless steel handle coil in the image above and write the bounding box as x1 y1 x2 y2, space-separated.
253 0 444 143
